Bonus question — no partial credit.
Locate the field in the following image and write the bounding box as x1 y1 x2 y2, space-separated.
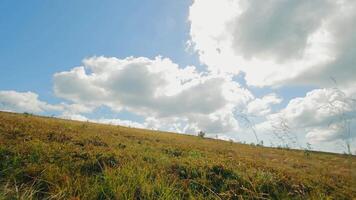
0 111 355 199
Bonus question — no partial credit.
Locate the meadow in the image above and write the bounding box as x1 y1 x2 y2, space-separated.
0 111 355 199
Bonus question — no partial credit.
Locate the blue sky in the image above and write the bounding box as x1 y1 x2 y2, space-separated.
1 0 355 154
0 0 198 101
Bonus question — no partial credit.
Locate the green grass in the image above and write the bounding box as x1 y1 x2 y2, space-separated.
0 111 355 199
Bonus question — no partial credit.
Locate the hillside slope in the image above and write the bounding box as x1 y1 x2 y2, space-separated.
0 111 355 199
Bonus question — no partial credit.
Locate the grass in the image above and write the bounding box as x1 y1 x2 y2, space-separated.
0 111 355 199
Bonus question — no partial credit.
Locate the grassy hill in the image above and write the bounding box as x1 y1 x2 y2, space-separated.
0 111 355 199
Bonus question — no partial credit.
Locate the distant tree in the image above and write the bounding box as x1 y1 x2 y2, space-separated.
198 131 206 138
23 112 32 117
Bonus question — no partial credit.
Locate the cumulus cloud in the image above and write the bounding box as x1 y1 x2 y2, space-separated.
267 88 356 143
58 113 146 129
55 56 221 115
59 103 94 114
188 0 356 149
59 113 89 122
232 0 334 61
94 118 145 128
54 56 254 134
247 93 282 116
189 0 356 89
0 90 94 118
0 91 61 113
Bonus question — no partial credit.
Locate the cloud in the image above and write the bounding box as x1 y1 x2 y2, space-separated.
306 124 349 143
59 113 89 122
232 0 334 61
267 88 356 143
189 0 356 152
0 91 61 113
54 56 254 134
59 103 94 114
94 118 145 128
57 113 145 128
247 93 282 116
189 0 356 89
0 90 94 118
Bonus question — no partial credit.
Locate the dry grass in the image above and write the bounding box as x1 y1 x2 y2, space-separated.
0 111 355 199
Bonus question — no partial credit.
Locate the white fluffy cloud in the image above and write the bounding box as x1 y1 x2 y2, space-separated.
53 56 254 134
59 113 89 122
189 0 356 89
267 88 356 143
247 93 282 116
94 118 145 128
189 0 356 150
0 90 94 116
0 91 61 113
57 113 146 128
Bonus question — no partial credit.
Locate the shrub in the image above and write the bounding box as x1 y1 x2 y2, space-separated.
198 131 205 138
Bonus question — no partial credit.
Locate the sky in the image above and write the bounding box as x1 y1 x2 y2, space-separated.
1 0 355 154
